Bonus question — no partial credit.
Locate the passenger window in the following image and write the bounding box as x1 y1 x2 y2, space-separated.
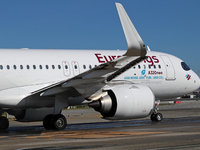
58 65 61 69
52 65 55 69
46 65 49 69
7 65 10 70
65 65 68 69
154 65 156 69
83 65 86 69
74 65 77 69
27 65 30 69
148 65 151 69
33 65 36 69
89 65 92 69
133 66 136 69
95 65 97 68
158 65 161 69
13 65 17 70
138 65 141 69
39 65 42 69
20 65 23 69
0 65 3 70
143 65 146 69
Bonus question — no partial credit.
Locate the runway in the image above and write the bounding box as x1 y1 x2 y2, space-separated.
1 100 200 150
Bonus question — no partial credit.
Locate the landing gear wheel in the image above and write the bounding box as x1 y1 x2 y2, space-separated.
43 114 67 130
155 113 163 122
150 113 156 121
43 114 54 130
53 114 67 130
151 113 163 122
0 116 9 130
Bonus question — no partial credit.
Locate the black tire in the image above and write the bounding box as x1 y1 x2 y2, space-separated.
155 113 163 122
53 114 67 130
0 116 9 130
43 114 54 130
150 113 156 121
151 113 163 122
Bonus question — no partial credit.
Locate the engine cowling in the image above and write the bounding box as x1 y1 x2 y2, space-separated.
89 84 155 120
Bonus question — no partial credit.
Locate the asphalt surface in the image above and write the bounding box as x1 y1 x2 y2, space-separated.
1 100 200 150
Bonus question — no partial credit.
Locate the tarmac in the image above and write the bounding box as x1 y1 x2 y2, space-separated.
0 100 200 150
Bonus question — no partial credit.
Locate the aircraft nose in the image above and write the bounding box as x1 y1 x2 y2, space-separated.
197 77 200 88
193 71 200 90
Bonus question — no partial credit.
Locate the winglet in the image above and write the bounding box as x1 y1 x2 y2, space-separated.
147 46 151 51
116 3 146 57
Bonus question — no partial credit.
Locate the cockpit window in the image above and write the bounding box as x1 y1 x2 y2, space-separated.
181 62 190 71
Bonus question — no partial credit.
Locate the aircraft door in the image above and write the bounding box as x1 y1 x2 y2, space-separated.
160 55 176 80
71 61 80 76
62 61 70 76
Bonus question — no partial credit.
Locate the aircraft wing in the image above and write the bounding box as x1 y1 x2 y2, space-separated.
115 3 146 57
28 3 147 99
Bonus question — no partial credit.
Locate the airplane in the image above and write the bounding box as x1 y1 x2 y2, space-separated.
0 3 199 130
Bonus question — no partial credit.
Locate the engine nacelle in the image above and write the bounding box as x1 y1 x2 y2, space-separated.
7 107 54 122
89 84 155 120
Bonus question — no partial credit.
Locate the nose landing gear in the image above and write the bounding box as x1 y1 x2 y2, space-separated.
151 113 163 122
151 100 163 122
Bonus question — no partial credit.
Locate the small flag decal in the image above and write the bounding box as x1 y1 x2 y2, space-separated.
185 74 191 80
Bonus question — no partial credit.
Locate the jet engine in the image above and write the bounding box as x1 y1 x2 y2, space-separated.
89 84 155 120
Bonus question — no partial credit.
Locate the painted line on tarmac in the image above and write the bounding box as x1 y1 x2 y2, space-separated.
0 131 165 139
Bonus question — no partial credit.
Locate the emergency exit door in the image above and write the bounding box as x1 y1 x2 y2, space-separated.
160 55 176 80
62 61 70 76
71 61 80 76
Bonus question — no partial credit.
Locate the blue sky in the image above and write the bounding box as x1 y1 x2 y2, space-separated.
0 0 199 74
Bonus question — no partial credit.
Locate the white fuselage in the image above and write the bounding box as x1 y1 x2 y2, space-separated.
0 49 199 108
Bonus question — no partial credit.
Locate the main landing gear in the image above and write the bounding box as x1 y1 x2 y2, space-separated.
151 100 163 122
43 114 67 130
151 113 163 122
0 116 9 130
